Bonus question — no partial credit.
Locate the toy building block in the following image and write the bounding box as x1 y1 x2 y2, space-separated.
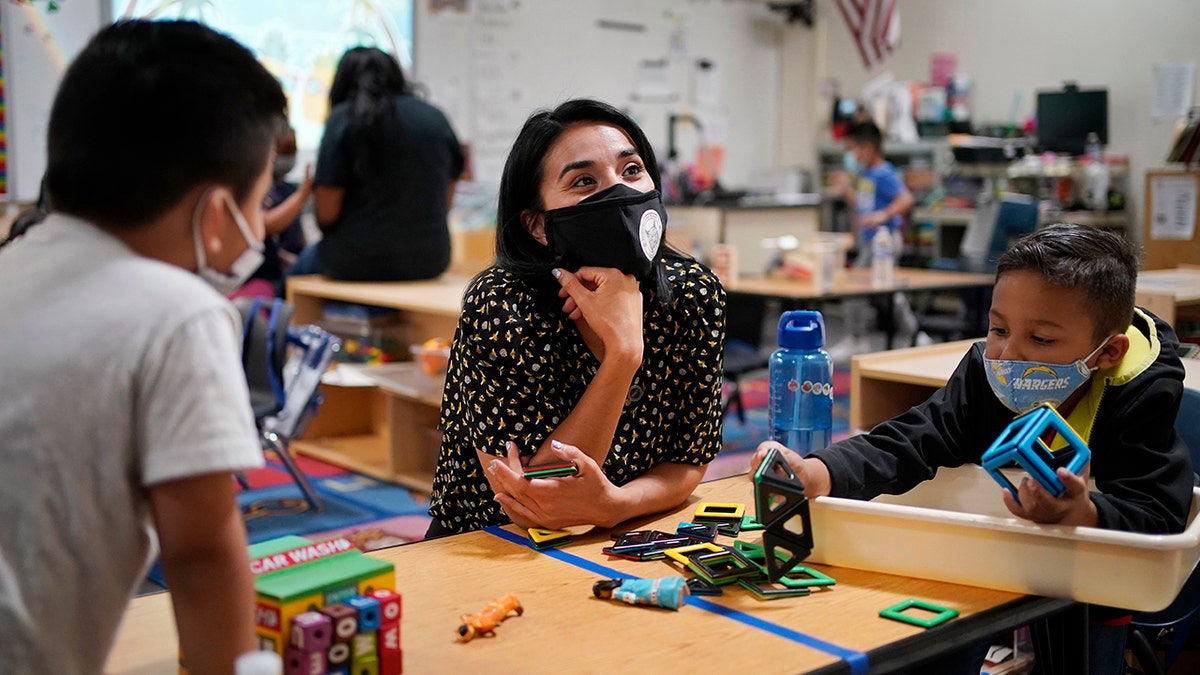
676 521 719 542
687 549 762 584
694 502 746 523
663 541 725 566
753 447 808 528
284 646 326 675
320 603 359 642
289 611 332 653
368 589 403 626
879 598 959 628
378 621 403 675
761 501 814 583
527 527 572 550
686 576 724 596
327 641 352 670
345 596 382 633
522 461 578 478
737 577 812 600
981 403 1091 502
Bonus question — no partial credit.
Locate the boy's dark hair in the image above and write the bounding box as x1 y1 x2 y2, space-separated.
844 119 883 150
45 20 286 228
996 223 1140 339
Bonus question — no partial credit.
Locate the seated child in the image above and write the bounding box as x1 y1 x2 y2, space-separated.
753 223 1193 673
0 20 287 673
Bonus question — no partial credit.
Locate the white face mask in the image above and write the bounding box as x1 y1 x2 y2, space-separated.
192 190 265 296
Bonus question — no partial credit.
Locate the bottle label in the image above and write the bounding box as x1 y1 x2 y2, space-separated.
790 379 833 397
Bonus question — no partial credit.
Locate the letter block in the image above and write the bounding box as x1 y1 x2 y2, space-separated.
327 640 352 670
345 595 382 633
377 621 403 675
289 611 332 653
284 646 326 675
320 603 359 642
368 589 402 625
352 631 378 661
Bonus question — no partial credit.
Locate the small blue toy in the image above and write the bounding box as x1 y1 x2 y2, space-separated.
981 403 1091 502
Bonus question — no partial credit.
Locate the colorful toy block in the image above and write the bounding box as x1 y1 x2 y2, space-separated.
368 589 403 625
527 527 572 550
284 646 326 675
694 501 746 523
378 621 403 675
321 603 359 642
981 403 1091 502
753 447 814 583
289 611 332 653
346 596 382 633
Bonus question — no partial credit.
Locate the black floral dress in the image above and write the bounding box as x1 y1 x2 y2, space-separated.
427 259 726 533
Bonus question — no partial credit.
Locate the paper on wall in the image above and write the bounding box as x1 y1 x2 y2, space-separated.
1150 175 1197 241
1153 62 1195 120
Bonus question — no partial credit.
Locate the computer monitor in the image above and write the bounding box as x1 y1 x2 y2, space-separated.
1036 86 1108 156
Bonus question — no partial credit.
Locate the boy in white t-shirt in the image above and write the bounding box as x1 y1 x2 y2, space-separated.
0 20 287 674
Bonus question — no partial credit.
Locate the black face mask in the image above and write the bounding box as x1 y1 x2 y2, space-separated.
543 183 666 281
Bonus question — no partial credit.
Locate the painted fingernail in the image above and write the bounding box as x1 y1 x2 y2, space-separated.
551 268 562 279
551 439 564 449
488 460 499 473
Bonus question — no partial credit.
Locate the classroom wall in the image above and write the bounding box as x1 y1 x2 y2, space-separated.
780 0 1200 241
413 0 784 187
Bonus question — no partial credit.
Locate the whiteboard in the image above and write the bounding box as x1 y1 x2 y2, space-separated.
414 0 782 187
1 0 102 202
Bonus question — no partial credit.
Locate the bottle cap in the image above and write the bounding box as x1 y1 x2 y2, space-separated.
235 651 283 675
777 310 825 350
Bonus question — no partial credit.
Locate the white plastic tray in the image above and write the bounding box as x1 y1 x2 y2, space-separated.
806 465 1200 612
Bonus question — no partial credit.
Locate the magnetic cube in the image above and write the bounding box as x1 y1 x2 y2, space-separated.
345 595 382 633
284 646 326 675
289 611 332 653
981 403 1091 501
368 589 403 626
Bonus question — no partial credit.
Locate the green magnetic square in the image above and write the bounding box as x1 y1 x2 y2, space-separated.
879 599 960 628
684 560 742 586
740 514 766 531
776 565 836 589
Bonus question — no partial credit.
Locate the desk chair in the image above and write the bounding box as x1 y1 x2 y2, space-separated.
235 298 341 514
723 294 774 424
1127 388 1200 675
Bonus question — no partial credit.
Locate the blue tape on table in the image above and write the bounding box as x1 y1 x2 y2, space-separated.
483 526 868 675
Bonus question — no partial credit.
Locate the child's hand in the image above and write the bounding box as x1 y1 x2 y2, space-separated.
1001 465 1098 527
749 441 832 498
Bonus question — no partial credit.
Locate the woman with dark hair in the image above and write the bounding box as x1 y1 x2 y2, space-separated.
426 98 726 536
289 46 464 281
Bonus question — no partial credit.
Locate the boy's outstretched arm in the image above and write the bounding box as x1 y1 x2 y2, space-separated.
150 471 257 675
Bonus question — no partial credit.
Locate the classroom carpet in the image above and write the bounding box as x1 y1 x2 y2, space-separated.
225 367 852 553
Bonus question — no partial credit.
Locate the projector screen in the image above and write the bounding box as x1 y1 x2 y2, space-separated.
112 0 414 151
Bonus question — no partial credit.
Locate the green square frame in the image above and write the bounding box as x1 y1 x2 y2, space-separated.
879 599 960 628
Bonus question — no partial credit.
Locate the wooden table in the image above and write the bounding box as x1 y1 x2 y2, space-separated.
284 275 469 491
728 268 995 348
851 339 1200 431
1136 266 1200 326
105 476 1081 675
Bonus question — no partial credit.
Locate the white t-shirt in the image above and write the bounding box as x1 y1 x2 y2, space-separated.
0 214 264 673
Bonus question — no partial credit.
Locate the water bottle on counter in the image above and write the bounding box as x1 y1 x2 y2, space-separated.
768 310 834 456
871 226 895 288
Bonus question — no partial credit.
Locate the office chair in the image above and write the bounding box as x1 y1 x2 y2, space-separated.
723 294 774 424
1126 387 1200 675
235 297 342 514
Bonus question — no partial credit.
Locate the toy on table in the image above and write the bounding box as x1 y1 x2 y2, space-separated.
753 447 814 582
981 403 1091 503
879 598 959 628
592 576 690 610
527 527 572 550
456 594 524 643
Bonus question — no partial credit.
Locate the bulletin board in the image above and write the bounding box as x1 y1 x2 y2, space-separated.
415 0 784 186
1143 169 1200 270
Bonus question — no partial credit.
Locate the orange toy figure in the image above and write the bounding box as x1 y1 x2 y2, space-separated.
455 594 523 643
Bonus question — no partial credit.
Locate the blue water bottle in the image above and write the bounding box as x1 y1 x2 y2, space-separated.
768 310 833 456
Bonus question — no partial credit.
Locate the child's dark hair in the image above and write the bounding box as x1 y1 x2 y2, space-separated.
844 119 883 150
44 20 286 229
996 223 1139 339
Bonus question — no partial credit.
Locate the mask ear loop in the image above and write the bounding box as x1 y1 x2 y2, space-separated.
1081 335 1115 372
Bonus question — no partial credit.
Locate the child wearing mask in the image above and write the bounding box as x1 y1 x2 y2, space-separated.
752 224 1194 673
236 126 313 298
426 99 725 536
827 118 919 360
0 20 286 673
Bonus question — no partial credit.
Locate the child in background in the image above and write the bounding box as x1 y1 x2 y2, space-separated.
753 224 1194 673
827 118 919 361
236 126 313 299
0 21 287 673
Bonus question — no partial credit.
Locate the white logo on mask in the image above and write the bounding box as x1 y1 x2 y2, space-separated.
639 209 662 261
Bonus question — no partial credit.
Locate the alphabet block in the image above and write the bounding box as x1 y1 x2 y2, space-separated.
320 603 358 643
367 589 402 625
345 595 382 633
284 646 326 675
377 621 403 675
289 611 332 653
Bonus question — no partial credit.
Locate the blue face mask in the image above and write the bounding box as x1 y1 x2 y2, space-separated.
842 151 860 174
983 337 1112 414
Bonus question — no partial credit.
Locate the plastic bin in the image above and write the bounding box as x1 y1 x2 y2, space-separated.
807 465 1200 612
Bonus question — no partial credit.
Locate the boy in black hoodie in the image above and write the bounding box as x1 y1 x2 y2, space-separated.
752 223 1193 673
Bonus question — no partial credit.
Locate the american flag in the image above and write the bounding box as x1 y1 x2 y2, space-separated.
835 0 902 69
